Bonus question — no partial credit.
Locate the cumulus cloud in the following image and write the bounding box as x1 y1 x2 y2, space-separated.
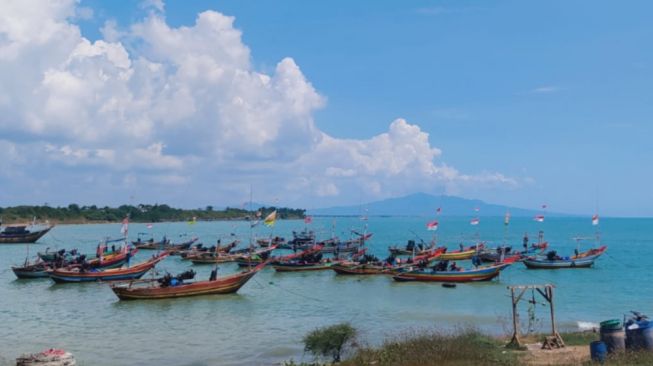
0 0 518 206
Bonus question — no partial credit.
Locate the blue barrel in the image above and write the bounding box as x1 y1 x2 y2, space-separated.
590 341 607 362
626 320 653 350
600 327 625 354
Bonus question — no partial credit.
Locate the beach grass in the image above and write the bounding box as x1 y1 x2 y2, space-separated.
341 328 518 366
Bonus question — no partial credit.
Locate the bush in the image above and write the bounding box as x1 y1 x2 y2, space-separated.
303 323 357 363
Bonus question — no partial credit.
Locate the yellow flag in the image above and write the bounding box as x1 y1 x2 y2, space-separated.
264 210 277 227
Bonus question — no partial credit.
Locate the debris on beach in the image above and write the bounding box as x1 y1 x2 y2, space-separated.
16 349 76 366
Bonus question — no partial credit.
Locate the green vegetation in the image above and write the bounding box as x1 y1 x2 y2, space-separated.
593 351 653 365
304 323 357 363
0 204 305 224
344 328 516 366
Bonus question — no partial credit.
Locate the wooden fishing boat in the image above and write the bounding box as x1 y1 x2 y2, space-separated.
134 237 197 251
388 240 435 256
12 262 51 279
331 263 394 275
236 244 325 268
49 252 168 283
110 262 265 300
257 236 286 247
332 247 446 276
392 262 511 283
522 246 607 269
272 261 340 272
0 225 53 244
190 245 277 265
479 242 548 262
179 240 239 259
438 244 485 261
86 247 139 268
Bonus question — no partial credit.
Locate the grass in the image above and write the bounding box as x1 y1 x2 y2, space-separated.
341 328 518 366
590 351 653 365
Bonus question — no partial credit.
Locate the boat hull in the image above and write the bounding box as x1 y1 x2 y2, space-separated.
392 264 510 283
523 258 596 269
272 263 335 272
0 227 53 244
12 267 50 279
438 249 480 261
522 246 606 269
49 253 167 283
111 264 264 300
331 263 392 275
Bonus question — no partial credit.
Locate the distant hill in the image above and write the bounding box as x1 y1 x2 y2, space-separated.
307 193 563 217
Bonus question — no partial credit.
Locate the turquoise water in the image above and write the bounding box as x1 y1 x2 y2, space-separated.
0 217 650 365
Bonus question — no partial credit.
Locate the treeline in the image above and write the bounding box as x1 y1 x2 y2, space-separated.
0 204 305 224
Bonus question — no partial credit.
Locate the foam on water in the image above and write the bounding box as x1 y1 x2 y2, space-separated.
577 321 599 331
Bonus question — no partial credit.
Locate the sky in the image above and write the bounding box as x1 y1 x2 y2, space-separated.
0 0 652 216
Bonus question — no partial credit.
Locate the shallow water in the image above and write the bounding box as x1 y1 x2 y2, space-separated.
0 217 650 365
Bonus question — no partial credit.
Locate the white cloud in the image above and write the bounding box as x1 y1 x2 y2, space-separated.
530 85 559 94
0 1 519 207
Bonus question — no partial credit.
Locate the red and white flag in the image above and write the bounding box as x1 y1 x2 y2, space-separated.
470 218 480 226
474 207 480 212
426 220 439 231
304 216 313 224
120 217 129 236
534 215 545 222
146 223 153 229
592 214 599 226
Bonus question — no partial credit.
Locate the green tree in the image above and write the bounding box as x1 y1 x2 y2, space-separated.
303 323 357 363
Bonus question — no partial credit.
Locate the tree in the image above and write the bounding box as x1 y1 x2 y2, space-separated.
303 323 357 363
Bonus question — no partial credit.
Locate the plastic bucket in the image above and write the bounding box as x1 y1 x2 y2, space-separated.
590 341 607 362
600 327 625 354
600 319 622 330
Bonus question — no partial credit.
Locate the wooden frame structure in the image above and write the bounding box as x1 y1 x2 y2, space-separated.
507 284 565 349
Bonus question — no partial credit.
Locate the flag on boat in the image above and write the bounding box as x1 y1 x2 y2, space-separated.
426 220 438 231
436 207 441 215
264 210 277 227
146 223 153 229
304 216 313 224
592 214 599 226
120 217 129 236
470 218 480 226
188 216 197 225
504 211 511 226
534 215 545 222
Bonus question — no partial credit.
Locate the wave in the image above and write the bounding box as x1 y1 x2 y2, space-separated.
577 321 599 331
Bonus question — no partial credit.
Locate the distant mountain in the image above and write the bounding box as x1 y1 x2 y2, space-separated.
307 193 563 217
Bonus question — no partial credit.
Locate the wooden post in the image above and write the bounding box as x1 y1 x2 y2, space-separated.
508 287 520 348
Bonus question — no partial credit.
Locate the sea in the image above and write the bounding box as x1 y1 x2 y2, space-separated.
0 216 650 365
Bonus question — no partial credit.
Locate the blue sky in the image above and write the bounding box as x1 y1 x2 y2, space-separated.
0 0 651 216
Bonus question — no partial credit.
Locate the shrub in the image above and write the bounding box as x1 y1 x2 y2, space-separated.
303 323 357 363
